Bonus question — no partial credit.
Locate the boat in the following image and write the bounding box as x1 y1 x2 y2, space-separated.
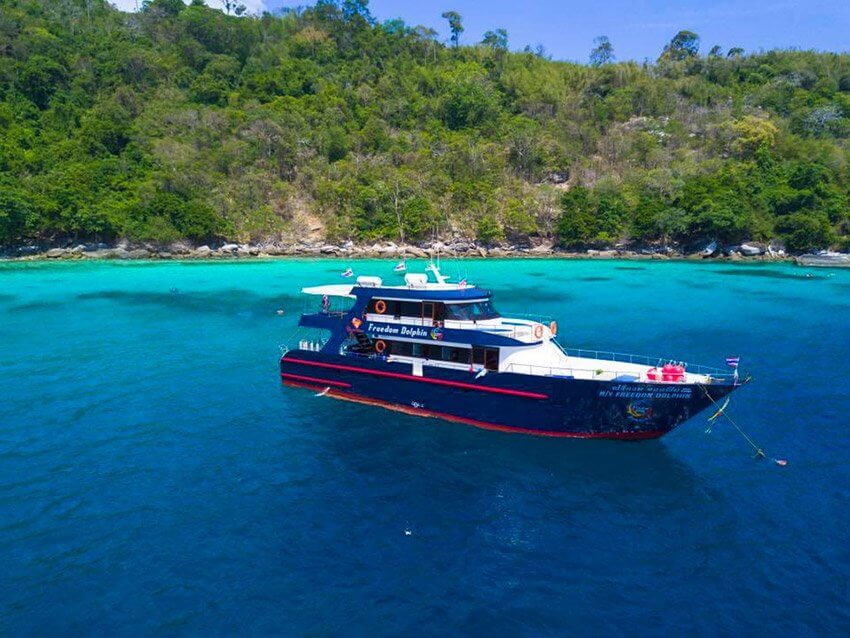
393 260 407 273
796 251 850 267
279 264 746 439
739 243 765 256
700 241 718 257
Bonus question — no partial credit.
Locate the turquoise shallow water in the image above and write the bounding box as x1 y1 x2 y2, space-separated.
1 258 849 635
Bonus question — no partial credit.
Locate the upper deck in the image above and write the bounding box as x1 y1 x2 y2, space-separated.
291 263 737 387
302 272 492 304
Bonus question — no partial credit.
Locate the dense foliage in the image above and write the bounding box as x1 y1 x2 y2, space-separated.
1 0 849 251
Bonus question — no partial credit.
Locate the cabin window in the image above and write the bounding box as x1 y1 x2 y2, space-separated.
389 340 414 357
484 348 499 371
366 299 449 322
421 302 446 325
472 346 499 370
399 301 421 317
382 339 471 365
367 299 423 318
444 301 499 321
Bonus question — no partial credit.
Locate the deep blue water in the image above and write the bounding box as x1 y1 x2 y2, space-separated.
1 258 848 635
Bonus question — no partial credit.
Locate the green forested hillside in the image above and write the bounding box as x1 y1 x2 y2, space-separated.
1 0 849 252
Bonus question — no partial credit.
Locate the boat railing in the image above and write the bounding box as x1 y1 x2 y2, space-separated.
558 347 728 376
339 350 734 383
504 312 555 326
283 326 329 353
503 362 736 384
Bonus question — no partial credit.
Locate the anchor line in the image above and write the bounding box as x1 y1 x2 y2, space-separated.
700 386 786 466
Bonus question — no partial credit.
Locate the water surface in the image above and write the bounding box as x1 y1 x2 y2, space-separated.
1 259 848 635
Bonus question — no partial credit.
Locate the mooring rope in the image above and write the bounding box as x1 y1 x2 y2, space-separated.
701 386 787 466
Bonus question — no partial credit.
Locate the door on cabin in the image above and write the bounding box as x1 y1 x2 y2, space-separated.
422 302 445 326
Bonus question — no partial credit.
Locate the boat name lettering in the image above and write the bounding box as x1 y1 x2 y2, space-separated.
365 322 431 339
598 384 693 400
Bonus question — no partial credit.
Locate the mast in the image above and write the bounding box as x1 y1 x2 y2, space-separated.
426 262 449 285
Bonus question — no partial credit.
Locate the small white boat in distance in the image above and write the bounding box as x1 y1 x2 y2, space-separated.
341 267 354 278
797 251 850 267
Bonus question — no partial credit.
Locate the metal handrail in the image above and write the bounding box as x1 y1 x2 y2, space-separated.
334 350 733 384
503 362 735 384
503 312 555 325
555 345 729 376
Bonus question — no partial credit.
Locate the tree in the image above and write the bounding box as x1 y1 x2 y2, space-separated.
440 79 499 129
778 212 834 252
589 36 614 67
222 1 247 16
727 47 744 58
557 186 595 247
413 25 439 62
708 45 723 57
476 214 503 245
142 0 185 15
482 28 508 50
441 11 464 47
728 116 778 157
19 56 66 109
343 0 374 24
660 30 700 61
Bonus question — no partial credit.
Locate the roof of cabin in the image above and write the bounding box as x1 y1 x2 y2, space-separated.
301 264 490 301
301 282 491 301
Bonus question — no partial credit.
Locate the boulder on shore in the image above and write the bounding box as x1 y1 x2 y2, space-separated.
108 247 130 259
530 242 554 254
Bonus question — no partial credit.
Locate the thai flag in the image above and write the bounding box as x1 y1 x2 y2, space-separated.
341 267 354 278
458 277 467 287
725 357 740 368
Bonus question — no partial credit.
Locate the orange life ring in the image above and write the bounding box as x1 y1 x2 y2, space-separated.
533 324 544 339
374 339 387 354
549 321 557 336
375 299 387 314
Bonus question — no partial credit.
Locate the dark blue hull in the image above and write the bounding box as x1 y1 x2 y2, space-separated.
280 351 737 440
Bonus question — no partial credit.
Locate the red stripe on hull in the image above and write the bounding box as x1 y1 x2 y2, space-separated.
280 372 351 388
282 380 666 440
281 356 549 400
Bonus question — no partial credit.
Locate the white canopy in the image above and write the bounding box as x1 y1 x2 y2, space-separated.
301 284 356 298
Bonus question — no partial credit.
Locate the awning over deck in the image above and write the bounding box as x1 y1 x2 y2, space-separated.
301 284 356 298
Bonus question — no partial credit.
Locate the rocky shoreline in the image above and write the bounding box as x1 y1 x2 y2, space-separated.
0 239 810 263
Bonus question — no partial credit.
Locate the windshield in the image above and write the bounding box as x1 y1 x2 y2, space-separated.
444 301 500 321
